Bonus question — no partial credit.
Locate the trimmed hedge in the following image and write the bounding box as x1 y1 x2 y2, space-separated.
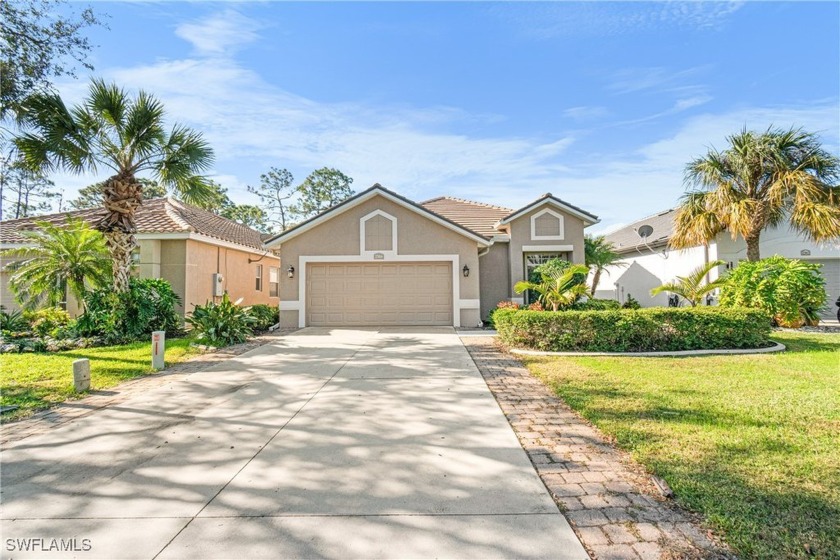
494 307 772 352
569 298 621 311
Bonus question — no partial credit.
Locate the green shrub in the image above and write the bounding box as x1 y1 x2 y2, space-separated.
187 293 255 347
23 307 70 337
719 256 826 327
247 304 279 331
0 307 28 333
622 295 641 309
494 307 772 352
76 278 182 342
569 298 621 311
486 301 522 327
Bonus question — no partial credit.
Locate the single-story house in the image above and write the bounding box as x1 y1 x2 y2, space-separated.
595 208 840 320
0 198 280 317
264 183 599 328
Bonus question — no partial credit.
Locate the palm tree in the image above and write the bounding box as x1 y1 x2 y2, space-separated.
650 260 726 307
1 218 111 310
13 79 215 292
515 264 590 311
585 234 626 296
672 127 840 261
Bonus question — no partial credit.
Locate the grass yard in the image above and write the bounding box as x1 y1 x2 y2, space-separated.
1 338 201 421
521 331 840 560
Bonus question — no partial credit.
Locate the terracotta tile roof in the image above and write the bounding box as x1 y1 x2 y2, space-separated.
0 198 266 251
603 208 677 254
420 196 512 238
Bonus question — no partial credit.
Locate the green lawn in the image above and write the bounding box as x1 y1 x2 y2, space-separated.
1 338 201 421
521 331 840 560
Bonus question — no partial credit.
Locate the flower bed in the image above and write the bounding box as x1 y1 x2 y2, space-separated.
493 307 772 352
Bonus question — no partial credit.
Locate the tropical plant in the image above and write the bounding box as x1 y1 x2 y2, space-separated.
650 260 726 307
187 293 256 347
0 307 28 333
14 79 215 292
515 264 590 311
585 234 626 296
76 277 182 342
247 304 279 331
672 127 840 261
1 217 111 310
621 295 641 309
23 307 70 337
719 256 826 328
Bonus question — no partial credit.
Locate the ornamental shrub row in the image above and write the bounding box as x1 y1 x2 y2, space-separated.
493 307 772 352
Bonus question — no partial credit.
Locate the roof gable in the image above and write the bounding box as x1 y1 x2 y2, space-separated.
264 185 491 247
499 193 599 227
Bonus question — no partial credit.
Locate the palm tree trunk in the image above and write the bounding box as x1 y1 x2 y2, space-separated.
591 268 601 296
745 234 761 262
97 173 142 293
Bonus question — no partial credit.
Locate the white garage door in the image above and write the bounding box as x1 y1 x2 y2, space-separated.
813 259 840 320
306 262 453 326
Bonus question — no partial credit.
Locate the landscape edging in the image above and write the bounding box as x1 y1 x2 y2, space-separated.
510 341 786 358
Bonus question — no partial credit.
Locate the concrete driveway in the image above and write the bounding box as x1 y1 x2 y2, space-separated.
1 328 587 559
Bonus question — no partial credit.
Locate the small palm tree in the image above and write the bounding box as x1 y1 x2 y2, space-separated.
585 234 626 296
515 264 590 311
14 79 215 292
650 260 726 307
672 127 840 261
1 218 111 310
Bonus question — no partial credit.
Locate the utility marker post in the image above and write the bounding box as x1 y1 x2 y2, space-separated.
152 331 165 371
73 359 90 392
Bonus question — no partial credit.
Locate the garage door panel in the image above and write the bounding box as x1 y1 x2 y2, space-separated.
307 262 453 326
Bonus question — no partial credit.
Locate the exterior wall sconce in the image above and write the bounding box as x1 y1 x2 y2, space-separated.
462 265 470 277
287 265 295 279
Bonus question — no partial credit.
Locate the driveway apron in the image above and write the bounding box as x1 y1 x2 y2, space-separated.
1 327 587 559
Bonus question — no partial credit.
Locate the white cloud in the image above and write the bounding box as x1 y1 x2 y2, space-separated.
563 106 609 121
174 10 262 56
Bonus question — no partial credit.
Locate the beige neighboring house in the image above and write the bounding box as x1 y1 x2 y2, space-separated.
0 198 280 317
264 184 599 328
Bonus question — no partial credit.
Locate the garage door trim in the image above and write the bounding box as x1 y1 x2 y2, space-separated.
297 254 462 328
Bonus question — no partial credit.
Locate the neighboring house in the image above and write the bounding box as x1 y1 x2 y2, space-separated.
595 208 840 320
0 198 280 317
264 184 599 328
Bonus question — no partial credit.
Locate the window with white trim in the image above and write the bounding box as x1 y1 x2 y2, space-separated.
255 264 263 291
268 266 279 297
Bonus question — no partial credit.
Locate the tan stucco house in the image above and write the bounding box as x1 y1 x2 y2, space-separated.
264 184 599 328
1 198 280 317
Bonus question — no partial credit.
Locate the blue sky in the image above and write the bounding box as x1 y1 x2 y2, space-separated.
55 1 839 232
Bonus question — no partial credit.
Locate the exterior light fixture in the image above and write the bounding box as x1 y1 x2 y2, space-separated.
462 265 470 277
287 265 295 279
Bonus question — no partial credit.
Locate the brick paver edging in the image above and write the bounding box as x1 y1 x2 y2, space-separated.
510 341 785 358
462 336 733 560
0 329 297 449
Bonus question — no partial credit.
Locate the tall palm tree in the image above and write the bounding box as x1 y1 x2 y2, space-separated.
585 234 626 296
672 127 840 261
1 218 111 310
650 260 726 307
515 264 590 311
13 79 215 292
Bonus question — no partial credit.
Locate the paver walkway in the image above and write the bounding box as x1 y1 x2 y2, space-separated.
461 336 732 560
1 327 586 559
